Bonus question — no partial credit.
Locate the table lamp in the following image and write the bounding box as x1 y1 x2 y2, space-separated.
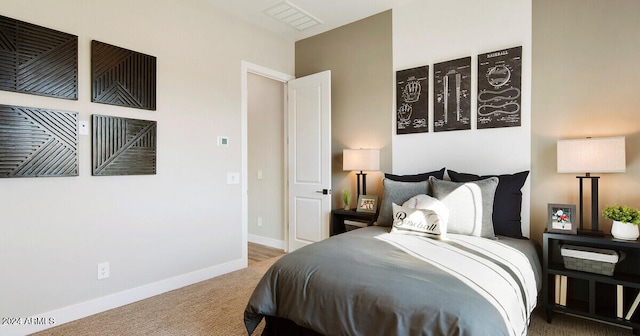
557 136 626 235
343 148 380 196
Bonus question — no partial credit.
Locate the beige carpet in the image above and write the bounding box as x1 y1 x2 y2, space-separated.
528 308 630 336
32 256 631 336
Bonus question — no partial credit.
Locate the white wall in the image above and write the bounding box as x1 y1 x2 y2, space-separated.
0 0 293 334
392 0 532 236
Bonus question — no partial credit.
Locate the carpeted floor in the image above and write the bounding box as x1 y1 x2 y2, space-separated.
32 255 632 336
528 308 630 336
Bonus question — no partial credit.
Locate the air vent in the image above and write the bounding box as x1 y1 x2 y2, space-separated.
264 1 323 31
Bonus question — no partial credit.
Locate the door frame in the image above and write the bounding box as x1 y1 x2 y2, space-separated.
241 61 294 264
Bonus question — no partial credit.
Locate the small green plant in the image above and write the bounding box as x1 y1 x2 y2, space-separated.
342 189 351 207
602 205 640 225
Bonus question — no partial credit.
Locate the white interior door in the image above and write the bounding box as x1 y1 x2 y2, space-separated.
287 70 331 252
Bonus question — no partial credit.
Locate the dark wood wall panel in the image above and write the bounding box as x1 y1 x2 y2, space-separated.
0 15 78 99
0 104 78 177
92 115 156 176
91 41 157 110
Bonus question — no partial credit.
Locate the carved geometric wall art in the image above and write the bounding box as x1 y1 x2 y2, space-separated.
92 115 157 176
0 15 78 99
0 104 78 177
91 40 157 110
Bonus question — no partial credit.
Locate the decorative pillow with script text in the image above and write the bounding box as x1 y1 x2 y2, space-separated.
391 203 447 239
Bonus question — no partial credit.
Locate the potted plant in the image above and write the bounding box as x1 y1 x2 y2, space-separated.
602 205 640 240
342 189 351 210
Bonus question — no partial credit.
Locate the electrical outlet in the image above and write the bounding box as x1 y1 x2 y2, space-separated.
97 262 109 280
257 217 263 227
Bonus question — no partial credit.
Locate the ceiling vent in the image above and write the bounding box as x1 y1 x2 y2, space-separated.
264 1 323 31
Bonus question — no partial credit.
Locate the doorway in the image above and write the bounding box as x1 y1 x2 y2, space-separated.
241 61 294 263
247 73 285 248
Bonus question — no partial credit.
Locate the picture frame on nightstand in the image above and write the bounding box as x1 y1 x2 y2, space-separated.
356 195 378 213
547 203 578 235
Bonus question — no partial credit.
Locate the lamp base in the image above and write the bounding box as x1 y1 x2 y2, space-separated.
578 228 605 237
356 171 367 196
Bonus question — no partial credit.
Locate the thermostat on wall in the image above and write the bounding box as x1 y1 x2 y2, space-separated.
217 136 229 147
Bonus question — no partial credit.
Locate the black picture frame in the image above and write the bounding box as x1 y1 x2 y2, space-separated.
477 46 522 129
396 65 429 134
548 203 578 235
433 56 471 132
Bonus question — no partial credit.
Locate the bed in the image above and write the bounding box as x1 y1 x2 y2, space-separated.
244 170 541 336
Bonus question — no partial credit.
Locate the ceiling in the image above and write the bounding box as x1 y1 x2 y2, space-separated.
205 0 414 41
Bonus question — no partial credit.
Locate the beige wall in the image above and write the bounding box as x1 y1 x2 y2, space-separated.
0 0 293 331
295 11 393 209
248 73 285 244
531 0 640 244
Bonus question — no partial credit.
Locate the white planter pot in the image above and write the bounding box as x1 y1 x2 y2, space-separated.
611 220 640 240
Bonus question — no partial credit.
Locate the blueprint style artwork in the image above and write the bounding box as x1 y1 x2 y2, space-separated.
396 65 428 134
477 46 522 129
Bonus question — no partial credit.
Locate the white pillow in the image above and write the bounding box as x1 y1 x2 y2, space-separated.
402 194 450 225
390 203 447 239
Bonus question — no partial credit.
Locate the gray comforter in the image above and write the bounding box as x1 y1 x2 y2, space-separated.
245 226 541 336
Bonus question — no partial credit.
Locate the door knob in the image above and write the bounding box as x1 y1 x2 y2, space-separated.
315 189 331 195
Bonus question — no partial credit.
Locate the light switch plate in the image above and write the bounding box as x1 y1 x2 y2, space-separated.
79 121 89 135
227 172 240 184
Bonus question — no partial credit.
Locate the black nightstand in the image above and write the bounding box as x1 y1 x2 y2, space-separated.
330 209 377 236
543 231 640 335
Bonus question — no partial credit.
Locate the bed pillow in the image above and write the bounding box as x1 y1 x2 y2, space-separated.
402 194 450 227
376 179 429 227
390 203 447 239
384 167 445 182
448 170 529 239
429 176 498 238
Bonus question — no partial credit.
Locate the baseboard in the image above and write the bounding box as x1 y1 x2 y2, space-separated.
2 258 246 336
248 234 285 250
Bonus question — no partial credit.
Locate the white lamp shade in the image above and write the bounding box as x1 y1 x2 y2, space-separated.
343 148 380 171
557 136 626 173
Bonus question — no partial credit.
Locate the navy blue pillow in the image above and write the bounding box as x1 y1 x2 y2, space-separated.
385 168 445 182
447 170 529 239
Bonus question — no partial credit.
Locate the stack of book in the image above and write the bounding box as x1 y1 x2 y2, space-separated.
555 275 640 320
618 285 640 320
554 275 567 306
